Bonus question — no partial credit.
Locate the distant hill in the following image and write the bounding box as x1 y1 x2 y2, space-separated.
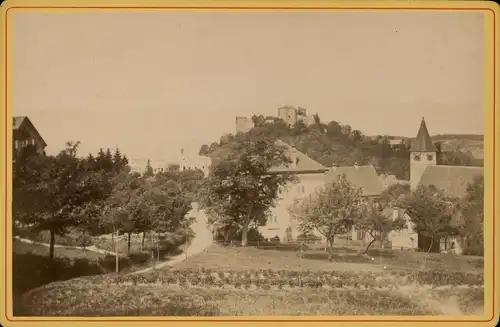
200 114 483 180
381 134 484 160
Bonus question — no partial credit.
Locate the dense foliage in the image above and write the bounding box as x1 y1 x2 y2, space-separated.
13 141 200 266
397 185 460 252
201 132 294 245
200 113 481 180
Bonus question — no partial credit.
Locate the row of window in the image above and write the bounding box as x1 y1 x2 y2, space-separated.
413 154 434 161
151 165 208 173
14 138 35 149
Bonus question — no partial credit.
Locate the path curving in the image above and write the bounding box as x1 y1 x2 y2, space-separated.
13 209 213 274
129 209 213 275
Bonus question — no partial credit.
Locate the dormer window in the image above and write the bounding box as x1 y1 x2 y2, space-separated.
413 154 421 161
427 154 434 161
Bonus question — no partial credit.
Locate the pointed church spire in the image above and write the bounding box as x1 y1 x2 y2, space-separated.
411 117 437 152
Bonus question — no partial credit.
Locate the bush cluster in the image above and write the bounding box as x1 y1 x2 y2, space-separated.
12 251 152 297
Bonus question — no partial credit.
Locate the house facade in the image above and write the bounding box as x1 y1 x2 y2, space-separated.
129 152 211 177
13 116 47 156
260 140 329 241
259 140 385 243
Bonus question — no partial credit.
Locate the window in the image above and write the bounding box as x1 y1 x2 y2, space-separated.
301 185 305 193
274 216 278 223
427 154 434 161
31 138 35 145
14 140 18 149
413 154 421 161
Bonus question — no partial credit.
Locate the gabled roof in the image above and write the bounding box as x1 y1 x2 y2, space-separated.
324 165 384 196
269 139 328 174
418 165 483 198
411 117 437 152
13 116 47 148
13 116 27 130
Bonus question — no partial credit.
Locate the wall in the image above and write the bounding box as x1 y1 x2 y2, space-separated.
259 173 326 241
13 125 46 155
387 211 418 250
128 155 211 177
278 107 298 127
299 115 315 127
410 151 437 190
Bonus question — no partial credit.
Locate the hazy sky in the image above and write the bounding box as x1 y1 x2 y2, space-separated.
11 10 485 159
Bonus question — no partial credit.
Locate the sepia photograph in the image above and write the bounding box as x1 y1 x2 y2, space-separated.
3 0 494 321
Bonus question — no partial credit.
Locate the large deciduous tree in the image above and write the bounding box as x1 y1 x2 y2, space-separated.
202 135 293 246
13 142 109 261
288 175 364 261
397 185 458 252
458 175 484 255
355 199 406 253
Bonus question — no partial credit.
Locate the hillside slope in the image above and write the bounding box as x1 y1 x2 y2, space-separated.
200 114 483 180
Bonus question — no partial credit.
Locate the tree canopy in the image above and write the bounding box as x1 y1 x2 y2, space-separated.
288 175 364 260
201 133 294 246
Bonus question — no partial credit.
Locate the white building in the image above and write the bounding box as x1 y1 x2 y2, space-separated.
128 152 212 177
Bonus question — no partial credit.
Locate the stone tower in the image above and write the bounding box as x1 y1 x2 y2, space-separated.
410 117 437 190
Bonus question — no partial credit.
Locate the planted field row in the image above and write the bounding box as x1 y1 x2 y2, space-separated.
99 268 483 289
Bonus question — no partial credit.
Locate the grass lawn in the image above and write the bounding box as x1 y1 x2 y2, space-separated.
15 243 484 317
175 244 483 274
16 277 483 316
13 239 107 260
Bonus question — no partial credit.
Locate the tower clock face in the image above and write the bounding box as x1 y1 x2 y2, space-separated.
427 154 433 161
413 154 421 161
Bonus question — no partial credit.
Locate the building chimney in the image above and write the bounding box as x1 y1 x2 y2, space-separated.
290 145 297 168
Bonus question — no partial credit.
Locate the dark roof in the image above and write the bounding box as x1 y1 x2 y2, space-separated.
324 165 384 196
13 116 47 147
13 116 27 130
269 140 328 174
418 165 483 198
411 117 437 152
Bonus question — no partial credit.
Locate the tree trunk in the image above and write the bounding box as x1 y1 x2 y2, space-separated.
427 237 434 253
241 221 250 247
364 232 377 254
115 230 119 273
111 232 115 252
327 236 335 262
127 232 132 256
156 232 160 263
141 231 146 251
49 229 55 262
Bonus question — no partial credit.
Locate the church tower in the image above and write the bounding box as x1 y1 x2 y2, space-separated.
410 117 437 190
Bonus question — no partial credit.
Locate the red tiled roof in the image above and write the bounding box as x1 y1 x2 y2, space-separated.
324 165 384 196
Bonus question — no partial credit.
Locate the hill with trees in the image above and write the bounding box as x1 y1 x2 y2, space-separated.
199 113 482 180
